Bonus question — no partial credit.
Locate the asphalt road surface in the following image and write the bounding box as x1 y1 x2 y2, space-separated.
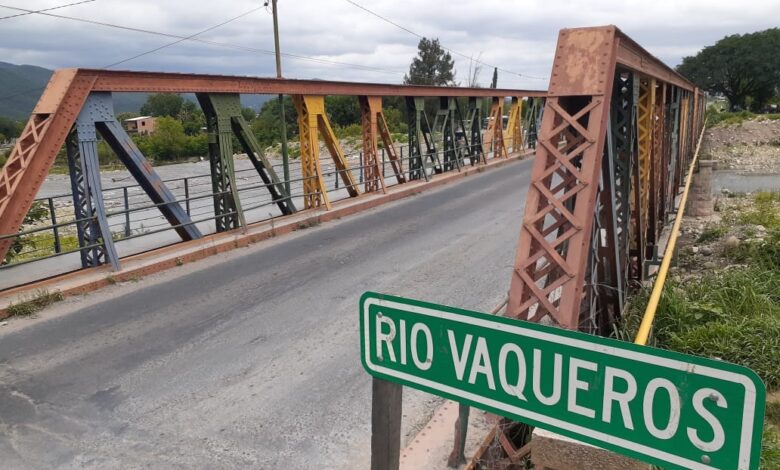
0 159 534 469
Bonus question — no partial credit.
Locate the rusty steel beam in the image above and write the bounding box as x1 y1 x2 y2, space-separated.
0 68 544 262
507 25 703 329
78 69 546 97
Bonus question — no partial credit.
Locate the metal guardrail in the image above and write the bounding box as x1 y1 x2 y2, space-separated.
633 124 707 346
1 134 532 271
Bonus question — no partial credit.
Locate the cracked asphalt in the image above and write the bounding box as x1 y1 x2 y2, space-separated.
0 158 533 469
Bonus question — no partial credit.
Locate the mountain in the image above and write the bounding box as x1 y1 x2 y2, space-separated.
0 62 56 119
0 62 272 120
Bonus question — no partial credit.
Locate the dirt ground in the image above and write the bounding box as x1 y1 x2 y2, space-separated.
674 118 780 276
701 119 780 173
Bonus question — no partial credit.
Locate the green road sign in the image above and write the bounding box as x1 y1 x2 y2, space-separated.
360 292 766 470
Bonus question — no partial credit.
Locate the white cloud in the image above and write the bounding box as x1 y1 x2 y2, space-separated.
0 0 777 90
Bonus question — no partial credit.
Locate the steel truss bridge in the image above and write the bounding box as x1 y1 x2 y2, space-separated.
0 24 705 467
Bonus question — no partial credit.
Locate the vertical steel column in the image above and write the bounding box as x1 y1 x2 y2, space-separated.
466 97 485 165
65 123 119 270
406 97 436 181
595 70 636 327
505 97 523 152
506 27 618 329
197 93 295 220
668 87 681 217
196 94 242 232
483 97 506 159
292 95 359 209
636 78 655 262
375 103 406 185
524 97 543 149
433 97 459 172
359 96 388 193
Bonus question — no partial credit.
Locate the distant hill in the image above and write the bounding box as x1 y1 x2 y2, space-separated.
0 62 271 120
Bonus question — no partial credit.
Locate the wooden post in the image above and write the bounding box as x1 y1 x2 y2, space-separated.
371 378 403 470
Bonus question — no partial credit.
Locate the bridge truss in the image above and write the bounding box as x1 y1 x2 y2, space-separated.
474 26 706 467
0 71 543 270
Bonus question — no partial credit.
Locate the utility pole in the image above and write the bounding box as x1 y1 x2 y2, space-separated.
269 0 291 197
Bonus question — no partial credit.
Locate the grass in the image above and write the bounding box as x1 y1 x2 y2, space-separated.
619 192 780 467
6 289 64 317
708 110 780 127
696 224 726 243
5 233 80 264
296 219 320 230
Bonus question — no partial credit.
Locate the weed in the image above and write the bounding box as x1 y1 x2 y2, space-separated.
768 399 780 426
6 289 64 317
105 275 117 285
708 110 780 127
739 191 780 228
296 219 320 230
620 268 780 388
175 257 184 266
763 426 780 470
696 225 726 244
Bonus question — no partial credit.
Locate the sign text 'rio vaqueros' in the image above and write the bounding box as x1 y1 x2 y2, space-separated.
359 292 765 470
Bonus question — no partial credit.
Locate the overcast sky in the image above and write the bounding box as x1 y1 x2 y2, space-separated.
1 0 778 90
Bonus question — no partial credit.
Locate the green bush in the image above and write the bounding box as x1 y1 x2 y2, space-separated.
668 316 780 388
184 133 208 157
708 110 780 127
335 123 362 139
696 224 726 243
622 268 780 389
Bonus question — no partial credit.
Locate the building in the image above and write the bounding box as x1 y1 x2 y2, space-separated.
123 116 156 136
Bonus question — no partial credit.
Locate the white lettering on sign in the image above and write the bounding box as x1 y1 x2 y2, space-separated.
468 337 496 390
498 343 527 401
410 323 433 371
371 312 735 457
643 378 682 440
603 366 637 430
687 388 727 452
376 313 396 362
533 349 562 406
568 358 598 418
448 331 472 381
399 319 407 365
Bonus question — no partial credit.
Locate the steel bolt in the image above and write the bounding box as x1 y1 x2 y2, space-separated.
701 455 711 464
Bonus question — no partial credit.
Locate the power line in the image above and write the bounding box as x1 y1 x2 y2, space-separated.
0 6 265 102
343 0 548 81
0 0 94 21
0 4 406 77
102 6 262 69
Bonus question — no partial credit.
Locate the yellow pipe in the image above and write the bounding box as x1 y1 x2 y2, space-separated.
634 122 707 346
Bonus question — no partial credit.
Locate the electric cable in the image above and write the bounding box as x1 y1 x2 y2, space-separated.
343 0 547 81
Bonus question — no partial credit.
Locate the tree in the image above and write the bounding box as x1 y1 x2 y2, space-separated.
678 28 780 111
467 54 483 88
252 96 298 146
116 112 139 123
147 116 186 160
0 117 23 139
241 107 257 122
325 96 360 128
178 101 206 135
404 38 455 86
140 93 185 117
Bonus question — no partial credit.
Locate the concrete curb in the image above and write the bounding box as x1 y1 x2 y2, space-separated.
0 153 528 317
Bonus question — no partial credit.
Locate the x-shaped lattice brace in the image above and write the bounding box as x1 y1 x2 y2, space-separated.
359 96 405 193
406 97 439 181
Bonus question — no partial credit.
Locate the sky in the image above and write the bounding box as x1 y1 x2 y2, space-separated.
0 0 778 90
